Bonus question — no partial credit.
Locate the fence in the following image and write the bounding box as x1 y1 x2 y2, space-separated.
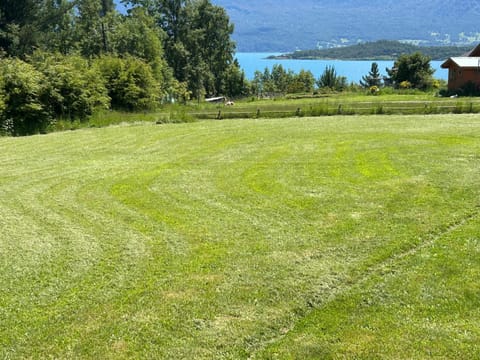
188 100 480 120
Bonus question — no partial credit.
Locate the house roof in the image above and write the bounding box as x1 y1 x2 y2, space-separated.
464 43 480 57
441 57 480 69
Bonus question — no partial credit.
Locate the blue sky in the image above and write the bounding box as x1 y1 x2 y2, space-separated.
114 0 128 14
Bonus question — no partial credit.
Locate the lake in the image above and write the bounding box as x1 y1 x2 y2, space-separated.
235 53 448 83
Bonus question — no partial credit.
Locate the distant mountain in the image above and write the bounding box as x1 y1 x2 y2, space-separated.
211 0 480 52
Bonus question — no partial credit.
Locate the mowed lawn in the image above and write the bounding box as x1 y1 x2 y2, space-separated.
1 115 480 359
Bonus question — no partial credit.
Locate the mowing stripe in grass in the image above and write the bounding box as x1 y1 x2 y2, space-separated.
1 115 480 358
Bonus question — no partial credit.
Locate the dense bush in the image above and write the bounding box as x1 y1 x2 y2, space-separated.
31 52 110 120
0 58 51 136
0 54 167 136
457 81 480 97
439 81 480 98
386 52 435 90
94 56 160 111
251 65 315 96
0 75 5 134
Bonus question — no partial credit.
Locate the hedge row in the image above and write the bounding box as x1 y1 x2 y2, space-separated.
0 53 166 136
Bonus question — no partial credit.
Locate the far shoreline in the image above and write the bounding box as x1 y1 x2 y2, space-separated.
265 40 472 62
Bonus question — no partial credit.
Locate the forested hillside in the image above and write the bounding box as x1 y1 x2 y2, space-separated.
272 41 472 60
212 0 480 51
0 0 248 135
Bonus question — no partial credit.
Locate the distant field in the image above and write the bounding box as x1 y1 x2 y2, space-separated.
51 94 480 132
1 115 480 358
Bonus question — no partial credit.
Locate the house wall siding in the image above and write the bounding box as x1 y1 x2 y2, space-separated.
448 65 480 90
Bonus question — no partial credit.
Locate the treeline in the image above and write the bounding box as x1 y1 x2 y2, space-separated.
0 0 248 135
253 52 438 97
251 64 352 96
251 65 317 95
273 40 472 61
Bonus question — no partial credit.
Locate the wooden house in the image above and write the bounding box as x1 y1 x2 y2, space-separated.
441 44 480 90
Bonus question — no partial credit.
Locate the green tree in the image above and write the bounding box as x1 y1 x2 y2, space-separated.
0 0 79 56
124 0 238 98
290 69 315 93
124 0 189 79
270 64 291 93
76 0 118 57
251 70 264 97
222 59 248 98
110 6 173 94
189 0 235 96
94 55 160 111
0 58 51 135
316 66 347 91
0 0 45 56
386 52 435 90
360 62 382 88
169 0 236 98
260 67 276 94
40 0 78 55
31 52 109 120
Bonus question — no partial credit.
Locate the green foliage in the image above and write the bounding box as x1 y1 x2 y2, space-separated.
386 52 435 90
292 69 316 93
110 7 169 79
0 0 43 56
170 79 191 104
360 62 382 88
316 65 347 91
457 81 480 97
76 0 118 56
273 40 472 61
94 55 160 111
31 52 110 120
0 0 241 114
369 85 380 95
251 66 316 96
126 0 239 98
0 58 51 135
0 74 5 133
188 0 236 96
38 0 78 55
222 59 249 98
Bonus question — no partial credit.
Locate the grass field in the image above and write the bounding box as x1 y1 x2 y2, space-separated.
1 114 480 358
49 93 480 132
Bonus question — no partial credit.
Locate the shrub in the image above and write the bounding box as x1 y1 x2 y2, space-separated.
0 75 5 131
31 52 110 120
369 85 380 95
0 58 51 136
94 55 160 111
0 101 7 136
459 81 480 97
399 80 412 89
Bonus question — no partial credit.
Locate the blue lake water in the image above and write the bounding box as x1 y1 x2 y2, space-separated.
236 53 448 83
